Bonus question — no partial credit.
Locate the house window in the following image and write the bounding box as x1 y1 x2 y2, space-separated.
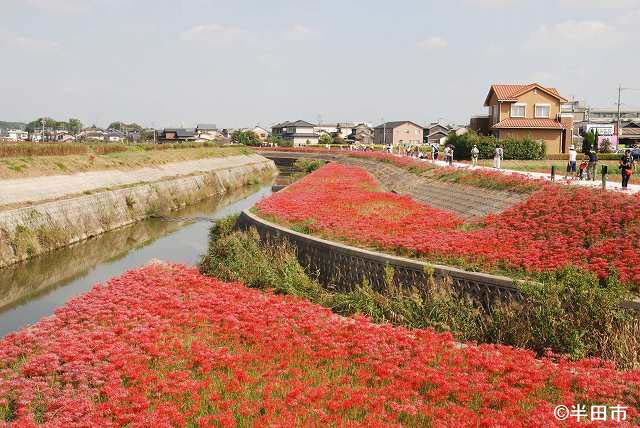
511 103 526 118
535 104 550 118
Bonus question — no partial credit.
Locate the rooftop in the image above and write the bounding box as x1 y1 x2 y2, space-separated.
492 118 564 130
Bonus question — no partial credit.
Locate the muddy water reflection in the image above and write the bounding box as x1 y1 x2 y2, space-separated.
0 185 272 337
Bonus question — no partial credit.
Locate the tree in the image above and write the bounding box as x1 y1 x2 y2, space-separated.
25 117 57 133
319 133 332 146
267 135 289 147
231 130 261 146
68 118 83 135
583 130 595 153
107 122 143 132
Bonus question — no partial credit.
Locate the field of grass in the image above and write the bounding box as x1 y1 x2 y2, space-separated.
0 143 251 179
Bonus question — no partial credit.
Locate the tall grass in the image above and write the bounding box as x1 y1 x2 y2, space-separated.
0 141 228 159
0 143 88 157
200 216 640 368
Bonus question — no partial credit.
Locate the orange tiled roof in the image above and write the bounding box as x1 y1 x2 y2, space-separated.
485 83 566 106
492 118 564 130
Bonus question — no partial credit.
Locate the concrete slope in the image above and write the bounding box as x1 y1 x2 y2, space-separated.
0 154 268 208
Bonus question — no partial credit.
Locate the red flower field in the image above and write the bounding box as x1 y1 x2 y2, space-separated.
1 264 639 427
258 147 546 193
256 163 640 287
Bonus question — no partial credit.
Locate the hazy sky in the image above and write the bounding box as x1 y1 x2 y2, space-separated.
1 0 639 129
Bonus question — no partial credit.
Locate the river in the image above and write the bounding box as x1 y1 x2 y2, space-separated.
0 184 273 338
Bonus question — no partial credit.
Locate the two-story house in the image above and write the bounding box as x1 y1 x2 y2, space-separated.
484 83 572 154
373 121 423 146
271 120 319 146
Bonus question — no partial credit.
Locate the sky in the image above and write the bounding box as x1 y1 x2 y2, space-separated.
1 0 640 129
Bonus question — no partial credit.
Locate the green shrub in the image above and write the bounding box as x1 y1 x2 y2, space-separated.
447 131 545 160
293 158 325 174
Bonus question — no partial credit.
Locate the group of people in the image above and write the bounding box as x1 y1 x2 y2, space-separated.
428 143 504 169
565 145 635 188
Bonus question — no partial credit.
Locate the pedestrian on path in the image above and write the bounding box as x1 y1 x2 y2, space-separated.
565 145 577 179
493 145 503 169
619 149 634 189
444 145 454 166
587 149 598 181
431 143 439 161
471 144 479 167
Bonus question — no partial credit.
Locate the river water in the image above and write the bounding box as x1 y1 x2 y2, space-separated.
0 184 273 338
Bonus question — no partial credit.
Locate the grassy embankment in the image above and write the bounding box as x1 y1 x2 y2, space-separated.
201 216 640 369
0 142 252 179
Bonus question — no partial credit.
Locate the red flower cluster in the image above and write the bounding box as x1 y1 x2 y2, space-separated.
1 264 639 427
257 147 545 193
256 163 640 286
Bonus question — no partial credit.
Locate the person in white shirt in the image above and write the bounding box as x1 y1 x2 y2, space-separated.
471 145 480 167
493 145 503 169
565 145 578 179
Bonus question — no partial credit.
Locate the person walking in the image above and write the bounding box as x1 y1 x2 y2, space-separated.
619 149 634 189
444 145 453 166
587 149 598 181
431 142 439 161
471 144 480 167
493 145 503 169
565 145 577 179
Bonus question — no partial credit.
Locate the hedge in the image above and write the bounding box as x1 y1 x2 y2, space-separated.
446 131 546 160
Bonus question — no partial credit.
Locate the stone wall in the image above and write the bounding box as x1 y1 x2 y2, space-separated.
261 152 526 219
0 156 276 268
237 210 522 308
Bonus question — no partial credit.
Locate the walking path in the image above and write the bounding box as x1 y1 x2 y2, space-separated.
0 154 270 208
422 157 640 194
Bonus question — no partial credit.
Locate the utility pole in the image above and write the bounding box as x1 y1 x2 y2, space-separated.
40 118 45 142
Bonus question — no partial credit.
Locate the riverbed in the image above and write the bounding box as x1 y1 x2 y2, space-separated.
0 184 272 337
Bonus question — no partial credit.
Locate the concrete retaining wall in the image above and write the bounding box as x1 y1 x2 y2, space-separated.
237 210 522 307
0 156 276 268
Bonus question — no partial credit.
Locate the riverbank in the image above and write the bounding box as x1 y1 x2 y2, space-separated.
0 144 248 179
0 154 276 268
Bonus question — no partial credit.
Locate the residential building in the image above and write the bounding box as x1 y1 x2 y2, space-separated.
373 121 423 146
158 128 196 142
196 124 218 139
620 122 640 147
272 120 319 146
347 123 374 145
78 127 106 141
425 123 450 145
484 83 571 154
104 129 125 142
315 122 357 140
5 129 29 141
589 108 640 124
251 126 269 141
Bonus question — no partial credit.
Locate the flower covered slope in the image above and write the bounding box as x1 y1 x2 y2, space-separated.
256 163 640 287
1 264 639 427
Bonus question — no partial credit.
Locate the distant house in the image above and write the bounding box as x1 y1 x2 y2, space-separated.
79 127 106 141
315 122 356 140
104 130 126 142
251 126 269 141
425 123 450 145
5 129 28 142
347 123 373 145
195 124 220 141
373 121 423 146
272 120 319 146
483 83 571 154
159 128 196 142
620 121 640 147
